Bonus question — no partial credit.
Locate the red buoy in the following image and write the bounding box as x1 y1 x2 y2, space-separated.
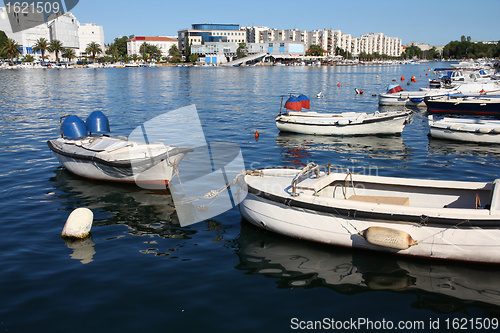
337 82 341 87
255 131 259 138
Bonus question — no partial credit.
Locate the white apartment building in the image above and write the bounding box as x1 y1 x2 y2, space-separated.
127 36 178 59
78 23 105 57
48 12 79 49
246 25 402 58
0 6 104 61
242 26 269 43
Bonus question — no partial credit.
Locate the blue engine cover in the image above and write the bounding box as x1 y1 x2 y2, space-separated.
86 111 110 134
61 115 87 139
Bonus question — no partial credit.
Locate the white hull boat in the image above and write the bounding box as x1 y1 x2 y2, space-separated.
276 110 412 135
48 112 192 187
428 115 500 144
277 94 411 135
239 163 500 264
378 84 450 107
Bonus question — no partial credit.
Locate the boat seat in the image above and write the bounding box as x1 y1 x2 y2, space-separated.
348 195 409 206
304 173 340 194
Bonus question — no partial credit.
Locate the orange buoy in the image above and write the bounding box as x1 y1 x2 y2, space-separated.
401 76 405 81
337 82 341 87
254 130 259 138
360 90 363 94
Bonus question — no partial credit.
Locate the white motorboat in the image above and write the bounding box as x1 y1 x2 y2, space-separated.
276 94 412 135
238 163 500 264
428 115 500 143
378 84 450 107
47 111 192 188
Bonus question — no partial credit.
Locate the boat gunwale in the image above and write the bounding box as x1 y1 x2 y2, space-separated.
243 170 499 228
47 139 193 169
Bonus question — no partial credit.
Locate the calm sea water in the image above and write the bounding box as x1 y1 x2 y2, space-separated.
2 63 500 332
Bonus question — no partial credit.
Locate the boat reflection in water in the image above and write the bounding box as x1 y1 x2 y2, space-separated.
236 222 500 311
276 132 411 168
50 169 206 263
428 137 500 157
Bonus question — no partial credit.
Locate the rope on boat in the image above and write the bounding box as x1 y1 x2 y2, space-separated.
171 168 248 207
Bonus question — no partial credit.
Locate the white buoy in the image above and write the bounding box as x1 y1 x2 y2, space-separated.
62 208 93 239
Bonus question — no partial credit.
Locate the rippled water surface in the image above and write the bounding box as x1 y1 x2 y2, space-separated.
1 63 500 332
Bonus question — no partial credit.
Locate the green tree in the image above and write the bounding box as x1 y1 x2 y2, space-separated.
185 39 192 62
0 30 8 49
2 38 21 64
306 44 324 56
49 39 64 63
85 41 102 64
106 43 119 62
62 48 76 63
32 37 48 62
188 54 198 62
138 42 150 61
22 54 34 62
236 42 248 59
169 44 181 57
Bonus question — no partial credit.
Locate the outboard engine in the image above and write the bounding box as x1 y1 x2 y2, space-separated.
86 111 110 135
61 115 87 139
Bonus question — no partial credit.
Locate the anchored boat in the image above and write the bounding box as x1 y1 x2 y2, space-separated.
428 115 500 143
239 163 500 264
276 94 412 135
47 111 193 188
425 95 500 115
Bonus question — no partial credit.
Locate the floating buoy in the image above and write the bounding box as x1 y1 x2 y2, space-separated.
376 75 379 78
401 76 405 81
360 226 417 250
62 208 93 239
359 90 363 94
254 130 259 138
392 79 396 82
337 82 341 87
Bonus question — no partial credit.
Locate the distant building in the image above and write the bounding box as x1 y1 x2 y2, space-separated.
78 23 105 57
48 12 79 49
192 40 304 64
127 36 178 59
0 6 104 61
178 24 246 55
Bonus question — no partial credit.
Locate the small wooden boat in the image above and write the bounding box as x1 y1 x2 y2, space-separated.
428 115 500 143
276 94 412 135
47 111 192 188
425 95 500 115
239 163 500 264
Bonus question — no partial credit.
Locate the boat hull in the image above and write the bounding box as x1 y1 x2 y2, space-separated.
425 98 500 115
240 192 500 264
276 111 410 135
239 167 500 264
428 117 500 144
48 137 191 187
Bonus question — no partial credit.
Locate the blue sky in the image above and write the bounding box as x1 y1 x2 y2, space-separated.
71 0 500 46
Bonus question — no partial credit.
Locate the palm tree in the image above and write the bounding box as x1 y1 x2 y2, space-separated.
48 39 64 63
62 48 76 64
85 42 102 64
32 38 48 63
2 38 21 65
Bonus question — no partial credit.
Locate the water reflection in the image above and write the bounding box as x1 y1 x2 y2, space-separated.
276 132 411 168
428 138 500 157
50 169 204 263
236 222 500 313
